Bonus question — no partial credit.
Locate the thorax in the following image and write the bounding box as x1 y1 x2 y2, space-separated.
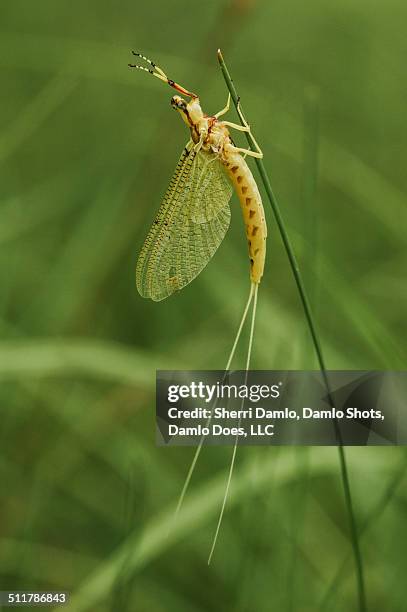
191 116 232 161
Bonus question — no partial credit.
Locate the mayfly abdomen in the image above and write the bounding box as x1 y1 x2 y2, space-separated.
223 153 267 283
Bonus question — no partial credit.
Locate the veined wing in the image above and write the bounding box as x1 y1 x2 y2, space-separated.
136 143 232 301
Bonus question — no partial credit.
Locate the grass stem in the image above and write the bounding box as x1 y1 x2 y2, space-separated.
217 48 367 612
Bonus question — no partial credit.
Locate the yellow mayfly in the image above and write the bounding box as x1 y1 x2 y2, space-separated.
129 51 267 561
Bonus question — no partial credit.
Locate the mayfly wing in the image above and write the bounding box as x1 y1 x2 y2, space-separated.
188 149 232 224
136 143 233 301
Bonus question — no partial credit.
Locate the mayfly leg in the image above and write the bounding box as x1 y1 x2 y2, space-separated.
172 282 256 526
221 101 264 158
129 52 167 78
208 282 259 564
230 145 262 159
214 93 231 119
129 51 198 97
236 102 264 157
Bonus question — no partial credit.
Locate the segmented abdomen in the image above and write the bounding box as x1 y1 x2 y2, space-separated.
223 153 267 283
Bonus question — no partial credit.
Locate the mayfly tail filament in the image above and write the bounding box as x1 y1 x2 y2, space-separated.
172 282 256 527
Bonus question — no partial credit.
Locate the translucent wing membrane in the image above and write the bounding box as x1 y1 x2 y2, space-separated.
136 144 233 301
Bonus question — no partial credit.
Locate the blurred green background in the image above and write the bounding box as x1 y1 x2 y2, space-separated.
1 0 406 610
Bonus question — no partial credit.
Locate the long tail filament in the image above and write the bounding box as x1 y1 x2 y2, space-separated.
172 282 259 564
173 283 255 525
208 282 259 564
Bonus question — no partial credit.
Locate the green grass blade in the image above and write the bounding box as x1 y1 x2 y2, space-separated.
217 49 367 612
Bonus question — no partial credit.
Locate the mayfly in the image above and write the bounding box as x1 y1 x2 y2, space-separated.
129 51 267 561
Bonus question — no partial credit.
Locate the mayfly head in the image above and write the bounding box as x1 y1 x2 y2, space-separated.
171 94 204 127
171 95 187 111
